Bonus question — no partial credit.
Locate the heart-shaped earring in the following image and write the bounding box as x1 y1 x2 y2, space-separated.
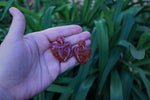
50 36 72 62
73 40 91 65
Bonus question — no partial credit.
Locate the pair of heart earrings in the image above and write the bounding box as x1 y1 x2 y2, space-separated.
50 36 91 65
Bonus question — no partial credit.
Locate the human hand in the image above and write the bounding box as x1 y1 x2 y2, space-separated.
0 7 91 100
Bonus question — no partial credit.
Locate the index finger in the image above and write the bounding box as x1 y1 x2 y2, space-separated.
38 25 82 41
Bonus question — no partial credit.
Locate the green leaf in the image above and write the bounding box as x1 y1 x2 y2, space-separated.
98 47 122 94
123 6 143 16
130 45 145 60
102 5 114 40
81 0 93 21
26 16 41 31
75 76 96 100
0 0 14 21
110 70 123 100
113 0 124 24
33 95 38 100
136 25 150 32
71 0 80 22
16 5 40 19
103 82 110 100
133 59 150 66
132 93 141 100
42 6 55 29
144 70 150 76
55 4 71 12
122 0 130 9
23 0 29 9
137 32 150 49
121 70 133 100
87 0 105 22
117 40 145 60
95 19 109 76
135 68 150 99
39 92 45 100
34 0 40 12
119 60 149 100
45 92 54 100
46 84 73 93
54 77 73 84
0 1 40 19
132 86 148 100
33 92 46 100
117 40 132 48
119 14 134 40
90 28 98 58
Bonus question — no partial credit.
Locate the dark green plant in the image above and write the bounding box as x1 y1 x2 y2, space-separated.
0 0 150 100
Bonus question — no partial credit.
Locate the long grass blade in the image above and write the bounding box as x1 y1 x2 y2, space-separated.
34 0 40 12
121 70 133 100
132 86 148 100
110 70 123 100
123 6 143 16
75 76 96 100
47 84 73 93
26 15 41 31
87 0 105 22
23 0 29 9
137 32 150 49
71 0 80 22
0 0 14 21
113 0 123 24
98 47 122 94
42 6 55 29
102 5 114 40
81 0 93 21
39 92 45 100
119 14 134 40
117 40 145 59
54 77 73 84
135 68 150 99
95 19 109 76
0 2 40 20
133 58 150 66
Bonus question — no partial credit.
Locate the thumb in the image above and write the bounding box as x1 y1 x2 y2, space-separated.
7 7 25 40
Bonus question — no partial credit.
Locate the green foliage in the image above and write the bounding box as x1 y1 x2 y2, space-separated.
110 70 123 100
95 19 109 76
1 0 150 99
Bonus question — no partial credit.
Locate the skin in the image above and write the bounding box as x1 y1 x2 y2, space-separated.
0 7 91 100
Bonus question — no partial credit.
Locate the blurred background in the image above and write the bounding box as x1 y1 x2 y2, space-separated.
0 0 150 100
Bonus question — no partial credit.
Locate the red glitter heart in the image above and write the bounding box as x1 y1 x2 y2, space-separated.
50 36 72 62
73 41 91 65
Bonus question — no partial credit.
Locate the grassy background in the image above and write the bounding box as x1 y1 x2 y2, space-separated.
1 0 150 100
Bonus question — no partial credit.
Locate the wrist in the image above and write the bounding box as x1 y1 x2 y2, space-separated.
0 87 15 100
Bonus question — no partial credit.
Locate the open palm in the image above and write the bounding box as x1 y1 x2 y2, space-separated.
0 7 91 100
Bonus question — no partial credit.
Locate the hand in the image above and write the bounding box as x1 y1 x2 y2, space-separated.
0 7 91 100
